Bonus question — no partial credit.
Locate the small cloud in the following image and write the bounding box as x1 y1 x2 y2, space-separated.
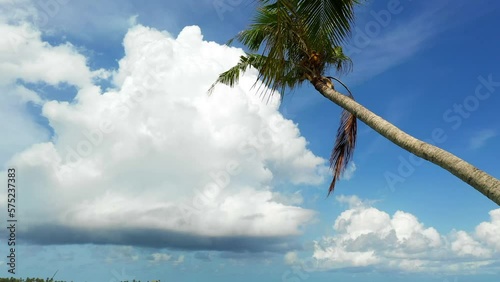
341 162 356 180
336 195 367 209
150 253 172 263
128 15 139 26
272 190 304 205
149 252 184 265
284 251 299 265
469 129 497 150
173 255 185 266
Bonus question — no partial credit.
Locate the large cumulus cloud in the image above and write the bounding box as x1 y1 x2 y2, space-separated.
0 20 328 251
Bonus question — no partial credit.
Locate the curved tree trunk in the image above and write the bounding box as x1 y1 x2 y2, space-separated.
312 78 500 206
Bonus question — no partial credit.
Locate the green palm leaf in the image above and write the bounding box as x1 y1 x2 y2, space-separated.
210 0 361 195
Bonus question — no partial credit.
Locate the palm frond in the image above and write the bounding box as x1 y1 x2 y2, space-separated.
330 46 353 75
208 52 304 102
212 1 359 98
328 83 357 195
298 0 360 48
207 54 258 95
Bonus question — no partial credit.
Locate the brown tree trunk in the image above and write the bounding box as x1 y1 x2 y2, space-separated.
312 78 500 206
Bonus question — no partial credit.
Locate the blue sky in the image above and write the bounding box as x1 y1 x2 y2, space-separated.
0 0 499 281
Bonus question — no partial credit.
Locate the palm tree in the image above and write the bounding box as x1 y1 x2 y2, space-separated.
209 0 500 205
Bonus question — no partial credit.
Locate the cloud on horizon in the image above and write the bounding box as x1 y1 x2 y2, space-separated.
308 195 500 274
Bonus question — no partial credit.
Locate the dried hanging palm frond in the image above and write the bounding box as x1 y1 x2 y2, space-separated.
326 77 356 195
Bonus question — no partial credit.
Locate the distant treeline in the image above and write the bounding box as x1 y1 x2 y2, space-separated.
0 278 158 282
0 279 68 282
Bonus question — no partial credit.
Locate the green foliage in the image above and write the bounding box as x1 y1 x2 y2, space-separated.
212 0 358 96
210 0 362 193
0 278 67 282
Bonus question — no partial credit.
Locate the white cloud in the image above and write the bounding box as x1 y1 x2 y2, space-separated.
173 255 185 266
340 162 356 180
150 253 173 263
284 251 299 265
0 22 98 88
0 0 133 43
310 196 500 274
272 190 304 206
0 16 102 165
0 10 110 165
475 209 500 251
0 0 195 49
451 231 491 258
0 86 50 165
1 22 327 249
469 129 497 150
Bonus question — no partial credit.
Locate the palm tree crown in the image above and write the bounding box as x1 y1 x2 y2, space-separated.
209 0 362 194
